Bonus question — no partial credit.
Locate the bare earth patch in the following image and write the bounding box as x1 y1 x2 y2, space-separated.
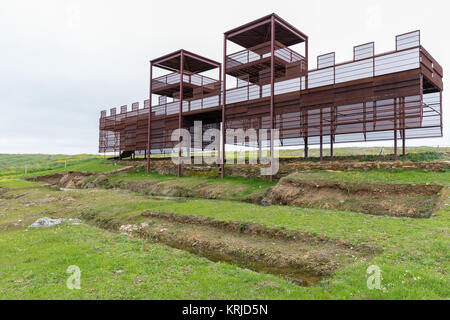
265 173 445 218
29 172 93 189
30 169 446 219
27 166 134 189
82 210 380 286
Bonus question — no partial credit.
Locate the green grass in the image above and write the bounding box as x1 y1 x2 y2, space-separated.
287 170 450 185
0 224 306 299
0 154 95 176
276 147 449 159
104 168 449 208
0 154 120 178
0 154 84 168
23 158 123 178
0 154 122 189
142 146 449 162
81 190 450 299
1 179 448 299
113 167 450 186
0 152 448 300
109 170 276 200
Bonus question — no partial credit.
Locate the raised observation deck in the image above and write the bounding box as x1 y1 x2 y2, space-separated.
226 41 307 84
99 14 443 176
151 72 221 99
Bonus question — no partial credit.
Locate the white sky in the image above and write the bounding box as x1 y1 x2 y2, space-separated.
0 0 448 154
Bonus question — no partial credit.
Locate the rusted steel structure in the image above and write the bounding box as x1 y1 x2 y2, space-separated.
99 13 444 179
146 50 222 176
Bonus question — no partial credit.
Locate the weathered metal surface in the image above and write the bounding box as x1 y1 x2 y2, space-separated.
99 15 443 178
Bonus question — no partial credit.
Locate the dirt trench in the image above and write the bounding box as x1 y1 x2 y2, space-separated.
29 172 94 189
81 210 380 286
265 173 445 218
27 166 135 189
104 175 445 218
30 169 445 218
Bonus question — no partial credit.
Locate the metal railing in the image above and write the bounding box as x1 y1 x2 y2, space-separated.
102 47 432 120
152 72 219 91
101 30 441 120
226 46 305 69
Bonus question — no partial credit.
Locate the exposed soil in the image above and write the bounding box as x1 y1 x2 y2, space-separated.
111 177 445 218
32 171 253 201
29 172 93 189
31 169 445 218
27 166 134 189
81 210 380 285
265 173 445 218
121 159 450 179
116 179 247 200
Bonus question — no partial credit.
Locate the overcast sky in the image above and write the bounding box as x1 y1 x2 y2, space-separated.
0 0 448 154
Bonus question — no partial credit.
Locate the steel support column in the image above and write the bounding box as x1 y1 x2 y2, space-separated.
402 97 406 157
218 63 223 167
394 98 398 160
269 16 275 182
440 91 443 137
222 36 227 179
305 38 309 89
304 108 308 159
304 137 308 158
330 106 335 158
178 52 184 177
363 102 367 141
330 138 334 158
320 107 323 161
146 62 153 172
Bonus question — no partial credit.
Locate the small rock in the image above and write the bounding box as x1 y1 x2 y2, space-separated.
261 197 272 207
29 217 63 228
29 217 82 228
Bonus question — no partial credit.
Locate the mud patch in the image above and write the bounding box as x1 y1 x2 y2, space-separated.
80 173 445 217
82 210 380 286
121 158 450 179
265 173 445 218
119 180 247 200
29 172 93 189
27 166 134 189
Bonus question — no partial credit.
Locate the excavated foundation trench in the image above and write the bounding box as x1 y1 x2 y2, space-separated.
81 210 380 286
265 173 445 218
26 172 388 285
30 169 446 219
19 168 446 286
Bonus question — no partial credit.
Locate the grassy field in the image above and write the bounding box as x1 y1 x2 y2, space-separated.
1 224 307 299
0 152 449 300
0 155 121 189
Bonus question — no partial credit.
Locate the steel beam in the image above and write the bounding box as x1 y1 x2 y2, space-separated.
402 97 406 157
269 16 275 182
320 107 323 161
221 36 227 178
178 52 184 177
146 62 153 172
394 98 398 160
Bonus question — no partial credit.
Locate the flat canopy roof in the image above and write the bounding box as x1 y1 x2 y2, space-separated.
151 49 221 73
224 13 308 49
